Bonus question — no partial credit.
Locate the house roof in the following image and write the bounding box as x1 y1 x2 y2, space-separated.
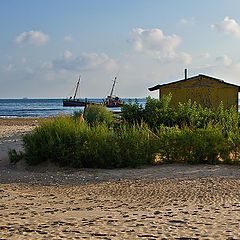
148 74 240 92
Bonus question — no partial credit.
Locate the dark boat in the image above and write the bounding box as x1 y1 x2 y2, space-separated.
104 77 124 108
63 76 88 107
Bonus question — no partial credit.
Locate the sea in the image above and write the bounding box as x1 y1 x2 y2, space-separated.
0 98 147 118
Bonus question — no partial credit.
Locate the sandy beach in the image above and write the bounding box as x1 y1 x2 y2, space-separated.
0 118 240 239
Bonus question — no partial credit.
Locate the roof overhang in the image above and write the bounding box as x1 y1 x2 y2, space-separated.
148 74 240 92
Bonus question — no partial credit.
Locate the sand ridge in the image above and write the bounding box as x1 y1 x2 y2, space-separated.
0 118 240 239
1 178 240 239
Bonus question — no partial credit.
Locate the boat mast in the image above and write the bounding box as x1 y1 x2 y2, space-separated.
73 76 81 99
109 77 117 97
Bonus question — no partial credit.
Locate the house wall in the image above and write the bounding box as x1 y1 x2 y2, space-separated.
159 76 238 108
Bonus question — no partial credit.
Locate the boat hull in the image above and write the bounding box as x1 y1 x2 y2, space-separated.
105 102 124 108
63 99 87 107
104 97 124 108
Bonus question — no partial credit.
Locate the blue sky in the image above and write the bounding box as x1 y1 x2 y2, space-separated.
1 0 240 98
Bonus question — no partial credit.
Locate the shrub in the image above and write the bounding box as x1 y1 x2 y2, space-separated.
121 99 144 124
122 96 240 137
21 116 155 168
174 100 214 128
121 95 176 128
9 149 24 164
23 116 84 166
155 125 231 164
84 104 113 125
76 123 121 168
117 123 154 167
143 95 176 129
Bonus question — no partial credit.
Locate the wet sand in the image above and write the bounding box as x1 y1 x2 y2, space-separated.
0 118 240 239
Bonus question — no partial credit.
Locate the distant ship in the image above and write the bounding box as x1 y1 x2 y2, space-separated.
104 77 124 108
63 76 89 107
63 76 123 108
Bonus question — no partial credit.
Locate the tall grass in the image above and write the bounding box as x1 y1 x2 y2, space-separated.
120 95 240 165
19 115 239 167
116 123 153 167
23 116 83 166
22 116 155 168
122 95 240 133
155 125 231 164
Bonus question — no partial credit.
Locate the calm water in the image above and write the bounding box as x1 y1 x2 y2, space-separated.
0 98 146 118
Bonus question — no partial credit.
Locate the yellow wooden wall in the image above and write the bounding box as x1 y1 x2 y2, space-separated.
159 76 238 108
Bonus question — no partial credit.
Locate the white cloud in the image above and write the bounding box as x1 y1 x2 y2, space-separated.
177 18 195 27
200 52 211 59
191 54 240 85
178 52 192 65
212 58 240 85
63 50 73 60
41 61 53 71
50 52 119 73
212 16 240 38
215 54 233 66
130 27 192 65
3 63 14 72
131 28 181 59
15 30 49 46
64 35 73 43
21 57 27 64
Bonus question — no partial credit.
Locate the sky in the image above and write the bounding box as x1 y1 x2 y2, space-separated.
1 0 240 98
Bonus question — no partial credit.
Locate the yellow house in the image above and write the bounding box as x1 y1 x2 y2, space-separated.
148 74 240 109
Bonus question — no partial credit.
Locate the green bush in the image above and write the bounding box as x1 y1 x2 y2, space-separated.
117 123 154 167
21 116 155 168
175 100 214 128
121 95 175 128
9 149 24 164
84 104 113 125
155 125 231 164
77 123 120 168
143 95 176 129
23 116 84 166
122 95 240 136
121 99 144 124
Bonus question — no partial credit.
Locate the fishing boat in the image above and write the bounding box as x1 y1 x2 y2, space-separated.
104 77 124 108
63 76 88 107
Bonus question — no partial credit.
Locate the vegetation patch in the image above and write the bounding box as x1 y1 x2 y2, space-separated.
20 116 154 168
10 96 240 167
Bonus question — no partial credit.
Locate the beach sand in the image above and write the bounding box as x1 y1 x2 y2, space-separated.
0 118 240 239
